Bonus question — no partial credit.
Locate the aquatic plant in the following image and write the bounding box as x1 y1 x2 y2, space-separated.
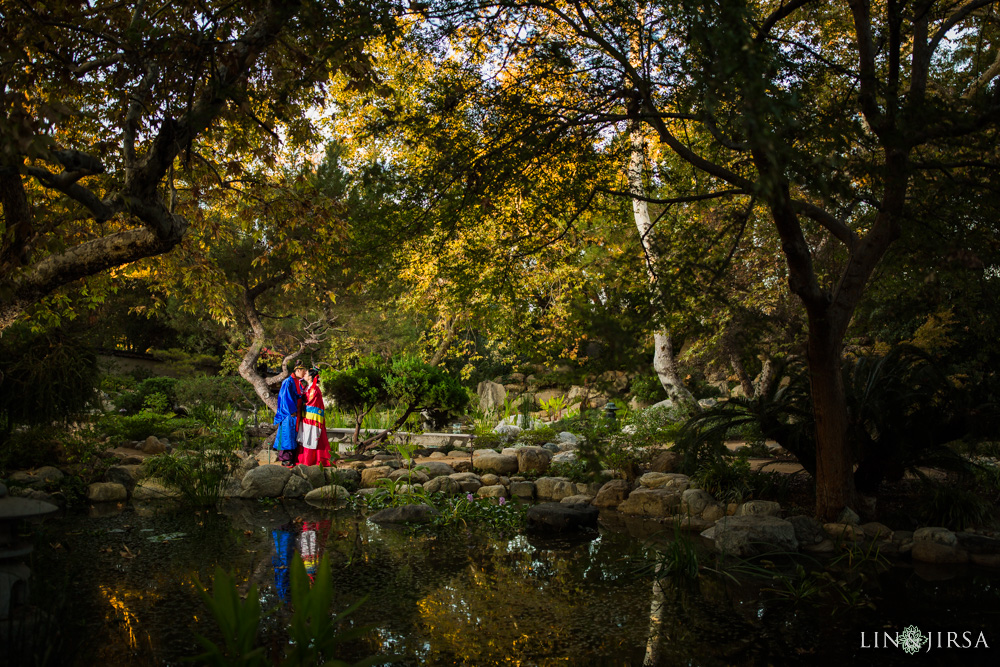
193 554 385 666
430 492 526 533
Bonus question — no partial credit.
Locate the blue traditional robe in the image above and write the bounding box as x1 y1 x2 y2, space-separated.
273 375 303 451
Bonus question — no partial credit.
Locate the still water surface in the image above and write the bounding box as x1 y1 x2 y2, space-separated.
24 500 1000 666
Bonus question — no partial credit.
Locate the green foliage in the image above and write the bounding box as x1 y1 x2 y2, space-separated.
140 413 244 506
515 426 557 447
176 375 257 412
98 412 174 443
192 554 384 667
430 492 526 534
629 373 668 404
692 454 792 505
655 524 701 582
538 395 568 421
114 376 179 414
677 358 813 476
575 405 686 481
548 460 594 484
0 323 101 436
916 481 997 531
383 355 469 418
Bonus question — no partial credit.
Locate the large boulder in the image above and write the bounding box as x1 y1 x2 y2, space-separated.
713 516 799 556
282 474 313 499
551 451 578 465
515 446 552 474
389 468 430 484
295 465 326 489
424 476 462 495
240 465 292 498
788 515 827 547
10 466 64 488
638 472 690 492
534 476 577 502
473 451 519 475
304 485 350 506
104 465 142 492
736 500 782 517
477 380 507 412
142 436 167 455
592 479 630 509
416 461 456 478
617 487 682 517
681 489 718 517
87 482 128 503
648 450 682 474
369 504 439 524
449 472 483 494
510 480 536 501
476 485 508 500
527 502 599 532
360 466 392 488
327 467 361 489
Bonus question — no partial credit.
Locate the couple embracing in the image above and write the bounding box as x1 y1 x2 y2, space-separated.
273 363 332 467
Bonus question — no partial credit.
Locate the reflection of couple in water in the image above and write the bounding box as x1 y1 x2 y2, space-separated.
271 519 332 602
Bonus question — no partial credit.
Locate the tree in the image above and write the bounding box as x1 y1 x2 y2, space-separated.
406 0 1000 519
0 0 398 330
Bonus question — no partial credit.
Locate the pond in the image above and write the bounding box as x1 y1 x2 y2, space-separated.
17 501 1000 666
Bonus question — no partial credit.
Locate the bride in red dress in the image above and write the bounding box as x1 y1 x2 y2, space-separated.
298 367 333 466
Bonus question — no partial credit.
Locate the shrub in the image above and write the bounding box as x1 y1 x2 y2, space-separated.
116 376 179 413
917 481 997 530
176 375 256 412
98 412 173 443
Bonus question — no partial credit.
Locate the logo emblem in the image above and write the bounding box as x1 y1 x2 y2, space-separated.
899 625 928 655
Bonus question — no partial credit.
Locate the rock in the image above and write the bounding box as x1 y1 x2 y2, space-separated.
617 487 682 518
429 451 448 459
679 517 715 532
955 532 1000 555
526 502 599 532
494 424 522 437
788 515 826 545
638 472 689 492
453 460 473 473
542 443 560 453
369 504 439 524
388 468 430 484
447 450 471 458
648 450 682 473
240 465 292 498
802 539 837 555
575 481 602 496
557 432 580 447
713 516 799 556
681 489 717 516
836 507 861 525
510 480 535 501
349 461 367 471
424 476 461 495
534 477 577 502
449 473 483 494
913 526 958 546
105 465 141 492
143 436 167 455
477 380 507 412
823 523 866 542
417 461 456 478
476 485 508 500
304 485 350 506
701 504 725 522
360 466 392 488
861 522 894 541
480 473 501 486
282 474 312 499
515 446 552 474
87 482 128 503
736 500 782 517
327 467 361 489
296 465 326 489
649 399 674 410
10 467 65 488
697 398 718 410
971 553 1000 568
911 541 969 564
559 494 593 506
473 452 519 475
592 480 631 509
552 451 579 465
132 478 180 501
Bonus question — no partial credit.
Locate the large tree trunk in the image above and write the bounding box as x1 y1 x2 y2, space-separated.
806 321 856 520
629 119 698 412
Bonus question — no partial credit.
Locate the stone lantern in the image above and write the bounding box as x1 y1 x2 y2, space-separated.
0 482 58 622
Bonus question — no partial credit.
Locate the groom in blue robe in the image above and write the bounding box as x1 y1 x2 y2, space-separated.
273 363 307 466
